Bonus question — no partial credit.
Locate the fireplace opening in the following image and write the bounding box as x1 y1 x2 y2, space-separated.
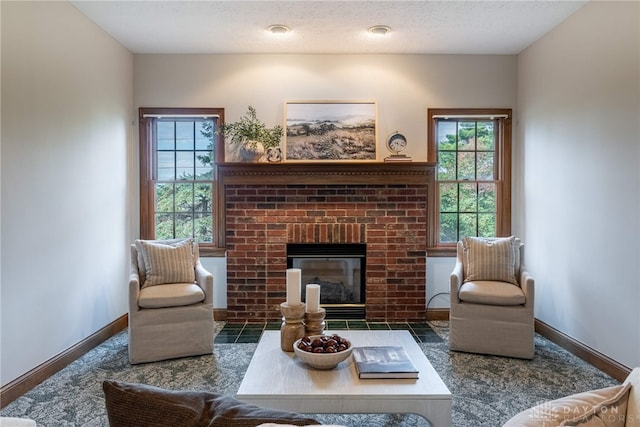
287 243 366 319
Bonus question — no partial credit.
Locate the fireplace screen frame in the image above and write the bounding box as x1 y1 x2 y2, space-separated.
286 243 366 319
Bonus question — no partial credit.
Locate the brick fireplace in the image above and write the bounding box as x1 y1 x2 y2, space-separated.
219 163 434 322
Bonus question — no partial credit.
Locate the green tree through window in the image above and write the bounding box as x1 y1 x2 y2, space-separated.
438 120 497 242
427 109 512 252
154 118 215 242
139 108 224 253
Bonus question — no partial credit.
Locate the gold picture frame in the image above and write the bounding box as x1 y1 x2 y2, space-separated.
284 100 378 162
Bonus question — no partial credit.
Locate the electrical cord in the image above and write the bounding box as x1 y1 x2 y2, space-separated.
426 291 450 311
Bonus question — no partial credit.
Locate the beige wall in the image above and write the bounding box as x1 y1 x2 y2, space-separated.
134 53 517 162
516 1 640 368
1 1 134 386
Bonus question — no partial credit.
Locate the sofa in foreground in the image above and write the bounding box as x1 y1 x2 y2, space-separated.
503 367 639 426
103 380 347 427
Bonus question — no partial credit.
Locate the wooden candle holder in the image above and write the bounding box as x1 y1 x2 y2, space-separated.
280 302 306 352
304 307 326 336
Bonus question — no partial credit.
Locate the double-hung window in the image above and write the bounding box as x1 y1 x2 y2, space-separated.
427 109 512 254
139 108 225 256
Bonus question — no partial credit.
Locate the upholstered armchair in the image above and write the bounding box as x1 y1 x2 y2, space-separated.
128 238 214 364
449 236 535 359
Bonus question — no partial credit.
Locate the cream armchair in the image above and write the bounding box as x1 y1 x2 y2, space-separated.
449 236 535 359
128 238 214 364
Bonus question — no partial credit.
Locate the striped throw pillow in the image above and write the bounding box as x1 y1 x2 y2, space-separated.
139 238 195 288
463 236 518 285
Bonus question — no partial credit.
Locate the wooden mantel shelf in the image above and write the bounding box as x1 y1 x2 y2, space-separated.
218 162 435 186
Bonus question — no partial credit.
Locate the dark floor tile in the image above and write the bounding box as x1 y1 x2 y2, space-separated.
235 335 260 343
388 322 410 330
408 322 433 331
326 320 348 330
239 329 263 338
214 335 238 344
346 320 368 330
368 322 390 330
216 329 240 337
221 323 244 331
414 332 444 343
265 322 281 330
243 323 266 331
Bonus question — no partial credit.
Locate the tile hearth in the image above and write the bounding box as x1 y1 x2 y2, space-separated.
214 320 443 344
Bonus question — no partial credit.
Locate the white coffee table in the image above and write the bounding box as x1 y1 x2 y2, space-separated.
236 329 452 427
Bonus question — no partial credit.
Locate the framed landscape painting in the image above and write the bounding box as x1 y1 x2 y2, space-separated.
284 101 378 162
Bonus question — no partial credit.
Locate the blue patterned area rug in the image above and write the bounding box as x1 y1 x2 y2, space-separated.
1 321 618 427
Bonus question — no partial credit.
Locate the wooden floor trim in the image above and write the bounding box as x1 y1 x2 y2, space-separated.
426 308 450 321
213 308 227 321
534 319 631 382
0 314 128 409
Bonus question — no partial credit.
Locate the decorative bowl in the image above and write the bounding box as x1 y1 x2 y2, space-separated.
293 334 353 370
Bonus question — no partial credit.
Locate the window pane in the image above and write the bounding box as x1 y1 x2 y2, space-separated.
440 213 458 243
457 152 475 180
175 183 194 213
176 152 194 179
439 183 457 212
438 152 456 180
194 183 212 212
143 110 219 246
458 122 476 151
477 152 494 180
478 213 496 237
459 183 477 212
433 113 507 245
196 120 213 150
194 212 213 242
176 122 194 150
155 213 174 239
155 183 174 212
438 121 457 151
478 183 496 212
195 151 213 180
157 152 175 180
459 213 477 239
157 121 175 150
176 214 193 238
476 121 495 150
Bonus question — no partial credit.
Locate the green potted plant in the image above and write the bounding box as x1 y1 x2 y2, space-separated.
218 106 283 161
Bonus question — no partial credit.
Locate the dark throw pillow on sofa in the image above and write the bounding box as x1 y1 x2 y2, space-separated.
102 380 320 427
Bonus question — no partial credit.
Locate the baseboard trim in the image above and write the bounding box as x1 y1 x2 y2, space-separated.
534 319 631 382
426 308 450 321
0 314 128 409
213 308 227 321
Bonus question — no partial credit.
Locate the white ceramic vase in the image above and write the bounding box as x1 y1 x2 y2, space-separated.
239 140 265 162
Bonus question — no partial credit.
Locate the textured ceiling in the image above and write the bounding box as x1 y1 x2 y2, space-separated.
71 0 588 55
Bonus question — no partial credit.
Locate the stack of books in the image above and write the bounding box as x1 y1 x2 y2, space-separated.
352 346 419 379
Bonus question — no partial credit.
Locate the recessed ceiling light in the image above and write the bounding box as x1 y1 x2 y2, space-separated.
268 25 290 35
368 25 391 36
